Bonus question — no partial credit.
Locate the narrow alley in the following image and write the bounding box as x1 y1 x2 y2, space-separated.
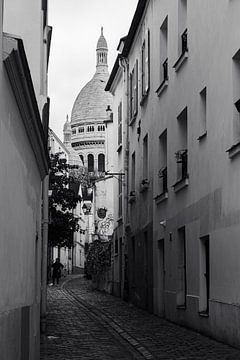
40 276 240 360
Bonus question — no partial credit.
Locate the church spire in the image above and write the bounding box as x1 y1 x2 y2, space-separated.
96 27 108 68
63 114 71 145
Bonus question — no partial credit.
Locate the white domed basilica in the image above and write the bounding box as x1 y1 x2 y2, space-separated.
63 28 112 174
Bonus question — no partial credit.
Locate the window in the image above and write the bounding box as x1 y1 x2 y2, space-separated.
98 153 105 172
198 87 207 139
88 154 94 172
160 16 168 84
78 127 84 133
199 235 210 314
178 0 187 55
141 29 150 102
232 49 240 142
143 134 148 181
158 239 165 314
177 226 187 308
118 172 123 218
79 154 84 165
131 152 136 192
87 125 94 132
176 107 188 181
72 128 76 135
118 101 122 146
181 28 188 55
158 130 167 194
174 0 188 71
130 60 138 120
98 125 105 131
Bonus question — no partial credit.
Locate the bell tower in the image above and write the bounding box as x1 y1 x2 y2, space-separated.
96 27 108 69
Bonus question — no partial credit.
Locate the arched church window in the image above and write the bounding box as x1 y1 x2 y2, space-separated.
79 154 84 165
98 153 105 172
88 154 94 172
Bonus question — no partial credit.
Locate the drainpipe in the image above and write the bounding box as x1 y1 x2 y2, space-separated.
41 173 49 333
119 56 129 299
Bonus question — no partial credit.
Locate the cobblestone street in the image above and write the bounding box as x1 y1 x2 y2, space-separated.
40 276 240 360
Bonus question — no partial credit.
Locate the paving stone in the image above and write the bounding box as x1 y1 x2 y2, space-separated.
41 276 240 360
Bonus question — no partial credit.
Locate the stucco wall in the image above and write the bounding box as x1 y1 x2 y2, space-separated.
3 0 42 104
0 6 43 358
147 0 240 347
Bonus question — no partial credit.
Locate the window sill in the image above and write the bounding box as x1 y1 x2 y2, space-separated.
156 79 168 97
173 176 189 193
154 191 168 205
140 91 149 106
197 131 207 141
198 311 209 318
226 141 240 159
117 144 122 153
173 51 188 72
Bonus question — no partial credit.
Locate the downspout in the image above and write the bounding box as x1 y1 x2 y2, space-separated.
119 56 129 298
41 173 49 333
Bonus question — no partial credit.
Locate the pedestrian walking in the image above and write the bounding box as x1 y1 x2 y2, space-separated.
52 258 64 285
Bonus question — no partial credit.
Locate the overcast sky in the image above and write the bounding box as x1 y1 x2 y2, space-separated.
48 0 138 140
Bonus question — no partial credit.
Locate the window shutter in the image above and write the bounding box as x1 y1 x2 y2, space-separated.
134 60 138 115
145 29 150 93
141 42 145 97
118 102 122 145
130 72 133 118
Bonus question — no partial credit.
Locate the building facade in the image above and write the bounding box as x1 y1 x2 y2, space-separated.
107 0 240 348
0 0 50 359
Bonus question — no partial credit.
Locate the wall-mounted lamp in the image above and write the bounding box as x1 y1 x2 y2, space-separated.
160 220 166 228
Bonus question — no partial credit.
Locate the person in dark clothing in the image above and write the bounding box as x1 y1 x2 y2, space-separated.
52 258 64 285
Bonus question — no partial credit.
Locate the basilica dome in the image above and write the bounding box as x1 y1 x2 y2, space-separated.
71 27 112 125
71 72 112 124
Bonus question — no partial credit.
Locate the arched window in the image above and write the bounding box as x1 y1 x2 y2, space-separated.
79 154 84 165
98 153 105 172
88 154 94 172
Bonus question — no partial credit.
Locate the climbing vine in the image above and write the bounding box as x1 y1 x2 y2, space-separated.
85 240 111 278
